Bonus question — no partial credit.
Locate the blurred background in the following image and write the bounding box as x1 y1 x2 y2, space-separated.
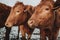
0 0 60 40
0 0 56 6
0 0 41 7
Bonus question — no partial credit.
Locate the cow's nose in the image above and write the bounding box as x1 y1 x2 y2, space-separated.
5 23 9 27
28 19 35 27
5 23 12 27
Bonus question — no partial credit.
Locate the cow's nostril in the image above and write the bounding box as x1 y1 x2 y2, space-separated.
30 20 34 24
5 23 8 26
28 20 35 28
28 20 34 25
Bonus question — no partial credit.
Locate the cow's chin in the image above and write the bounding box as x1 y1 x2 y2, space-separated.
6 24 13 28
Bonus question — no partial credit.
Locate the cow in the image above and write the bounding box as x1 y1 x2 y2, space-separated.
5 2 35 40
52 0 60 39
0 3 11 40
51 0 60 40
28 0 55 40
52 7 60 40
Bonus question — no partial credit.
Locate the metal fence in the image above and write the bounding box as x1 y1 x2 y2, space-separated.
0 26 60 40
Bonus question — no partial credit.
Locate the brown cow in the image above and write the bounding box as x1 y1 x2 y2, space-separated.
28 0 55 40
5 2 35 40
52 8 60 40
51 0 60 40
0 3 11 40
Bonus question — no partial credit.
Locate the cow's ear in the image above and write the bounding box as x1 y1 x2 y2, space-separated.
24 7 28 12
24 6 28 12
24 5 31 12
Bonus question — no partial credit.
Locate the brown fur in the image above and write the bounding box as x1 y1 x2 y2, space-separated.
52 7 60 40
28 0 54 40
52 0 60 40
5 2 35 40
0 3 11 40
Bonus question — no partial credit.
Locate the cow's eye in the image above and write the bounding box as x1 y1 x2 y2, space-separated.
16 11 20 15
45 8 49 10
16 11 19 12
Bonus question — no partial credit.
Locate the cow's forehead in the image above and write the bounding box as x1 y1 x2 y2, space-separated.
13 4 24 9
13 5 24 11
